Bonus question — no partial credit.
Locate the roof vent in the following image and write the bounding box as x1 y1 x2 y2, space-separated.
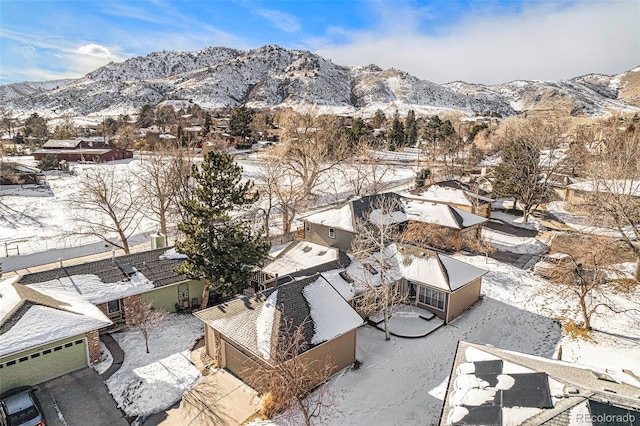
420 252 426 257
603 388 617 394
121 263 136 276
566 387 580 395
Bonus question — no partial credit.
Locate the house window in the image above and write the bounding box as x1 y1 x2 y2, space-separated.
418 286 445 310
305 222 311 232
107 299 121 314
329 228 336 239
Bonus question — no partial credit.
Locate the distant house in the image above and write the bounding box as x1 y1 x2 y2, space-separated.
33 137 133 163
15 242 205 328
440 341 640 426
0 277 111 393
404 181 493 218
565 179 640 205
194 274 364 386
301 193 488 253
0 163 43 186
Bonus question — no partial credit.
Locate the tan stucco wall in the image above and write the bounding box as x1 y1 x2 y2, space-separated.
446 278 482 323
303 221 353 251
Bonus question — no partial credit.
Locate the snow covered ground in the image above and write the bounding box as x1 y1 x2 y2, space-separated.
104 314 204 419
482 228 548 254
256 254 640 425
0 153 415 262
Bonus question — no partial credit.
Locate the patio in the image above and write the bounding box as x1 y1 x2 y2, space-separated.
368 305 444 338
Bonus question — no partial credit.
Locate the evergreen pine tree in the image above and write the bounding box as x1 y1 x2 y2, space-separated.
389 112 405 151
175 152 270 300
405 110 418 146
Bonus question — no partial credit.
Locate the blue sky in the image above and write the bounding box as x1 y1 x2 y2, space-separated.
0 0 638 85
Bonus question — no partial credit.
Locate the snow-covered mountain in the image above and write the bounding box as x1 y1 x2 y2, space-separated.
1 44 638 118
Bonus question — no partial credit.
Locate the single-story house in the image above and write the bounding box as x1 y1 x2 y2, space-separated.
15 243 205 328
0 277 112 393
440 341 640 426
403 181 493 218
194 274 364 387
33 137 132 163
565 179 640 205
255 241 350 290
262 243 488 324
0 163 44 186
302 193 487 252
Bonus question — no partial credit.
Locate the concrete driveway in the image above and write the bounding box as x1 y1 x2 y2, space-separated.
143 369 261 426
35 368 128 426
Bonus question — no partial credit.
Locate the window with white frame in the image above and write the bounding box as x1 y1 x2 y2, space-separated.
107 299 121 314
329 228 336 238
418 286 445 310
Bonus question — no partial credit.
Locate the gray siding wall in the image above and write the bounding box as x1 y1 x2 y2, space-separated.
303 222 353 251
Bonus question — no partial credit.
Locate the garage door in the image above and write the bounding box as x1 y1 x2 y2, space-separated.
222 340 259 383
0 336 88 393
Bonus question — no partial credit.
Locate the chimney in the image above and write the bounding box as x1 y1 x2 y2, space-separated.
150 233 167 249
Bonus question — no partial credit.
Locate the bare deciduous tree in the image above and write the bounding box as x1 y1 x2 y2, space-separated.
548 235 639 331
247 319 338 426
67 166 143 254
280 108 350 199
129 300 167 353
584 125 640 281
351 195 407 341
339 141 392 197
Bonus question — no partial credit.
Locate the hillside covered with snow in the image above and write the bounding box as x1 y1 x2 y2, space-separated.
3 44 637 119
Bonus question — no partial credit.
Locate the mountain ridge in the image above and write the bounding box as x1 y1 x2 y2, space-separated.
1 44 638 118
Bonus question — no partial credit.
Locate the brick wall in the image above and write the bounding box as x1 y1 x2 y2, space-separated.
96 302 109 316
122 294 142 325
86 330 101 365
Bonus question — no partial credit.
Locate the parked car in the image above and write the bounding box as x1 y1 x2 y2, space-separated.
0 387 45 426
533 252 571 278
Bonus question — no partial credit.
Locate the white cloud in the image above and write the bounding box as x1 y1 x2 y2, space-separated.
316 1 640 84
76 43 116 58
254 7 301 33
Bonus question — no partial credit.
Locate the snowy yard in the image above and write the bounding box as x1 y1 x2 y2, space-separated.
101 314 204 419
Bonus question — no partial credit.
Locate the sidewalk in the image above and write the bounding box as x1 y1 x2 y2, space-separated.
100 333 125 380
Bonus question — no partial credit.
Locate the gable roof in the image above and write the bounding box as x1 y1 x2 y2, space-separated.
43 139 82 149
304 193 486 232
440 341 640 426
0 276 112 358
394 244 488 292
195 274 364 362
404 184 493 207
404 199 487 229
262 241 351 278
16 247 189 303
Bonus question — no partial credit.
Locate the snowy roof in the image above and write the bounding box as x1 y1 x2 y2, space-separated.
17 247 190 301
395 244 488 292
404 199 487 229
195 274 363 362
404 184 493 207
567 179 640 197
440 341 640 426
262 241 349 277
303 192 485 232
43 138 81 148
303 203 356 232
0 277 112 358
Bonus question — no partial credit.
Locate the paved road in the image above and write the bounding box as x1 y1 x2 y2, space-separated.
35 368 129 426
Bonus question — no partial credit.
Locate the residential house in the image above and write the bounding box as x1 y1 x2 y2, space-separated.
0 163 43 186
302 193 486 253
404 181 493 218
0 277 111 393
440 340 640 426
15 243 205 328
194 274 364 386
565 179 640 206
255 241 350 290
33 137 133 163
